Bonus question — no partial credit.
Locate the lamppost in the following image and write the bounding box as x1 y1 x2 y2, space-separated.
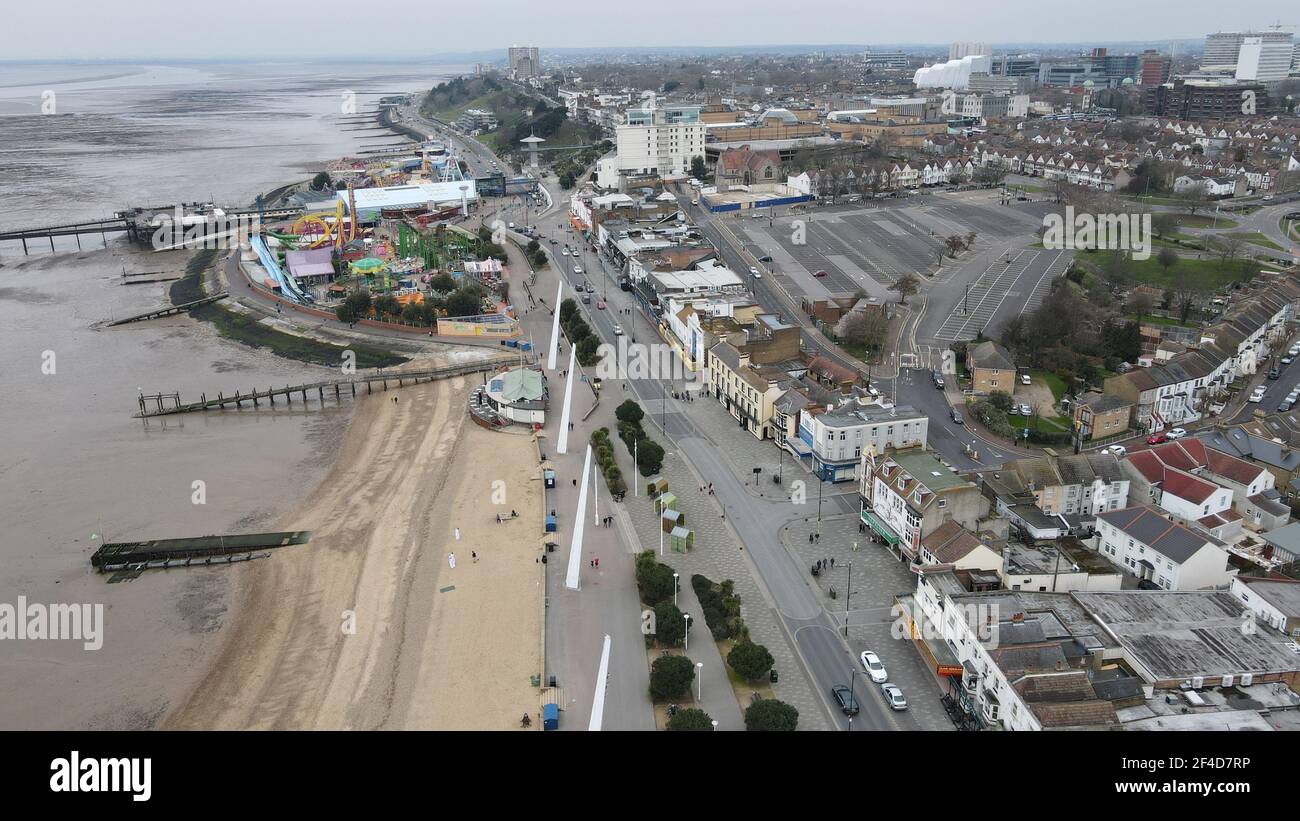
711 720 719 732
696 662 704 701
842 560 854 637
673 572 679 606
683 613 691 652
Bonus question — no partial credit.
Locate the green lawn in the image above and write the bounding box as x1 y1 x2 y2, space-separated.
1120 193 1185 206
1030 370 1067 401
1128 313 1196 328
1004 411 1071 434
1172 214 1239 229
1078 249 1256 290
1227 232 1284 252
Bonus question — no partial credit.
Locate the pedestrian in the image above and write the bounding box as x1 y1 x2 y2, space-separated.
454 527 460 541
595 557 599 568
572 478 577 487
830 557 835 568
569 422 574 431
472 551 478 563
809 532 814 544
448 553 456 569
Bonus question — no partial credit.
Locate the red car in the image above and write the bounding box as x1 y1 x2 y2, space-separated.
813 270 828 278
1146 432 1168 445
596 300 606 310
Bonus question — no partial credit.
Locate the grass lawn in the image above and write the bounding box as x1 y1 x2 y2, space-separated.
1120 193 1184 206
1030 370 1067 401
1227 232 1284 252
1004 411 1070 433
1129 313 1195 328
1078 249 1256 290
1172 214 1239 229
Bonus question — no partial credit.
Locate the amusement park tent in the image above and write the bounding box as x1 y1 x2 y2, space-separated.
338 181 478 222
285 248 336 280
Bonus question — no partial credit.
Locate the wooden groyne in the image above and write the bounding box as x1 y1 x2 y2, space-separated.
106 292 228 325
134 359 504 418
91 531 311 576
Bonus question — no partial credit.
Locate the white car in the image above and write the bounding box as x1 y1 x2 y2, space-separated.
880 683 908 711
573 266 583 275
1102 445 1127 456
612 324 624 336
1249 387 1267 403
1284 356 1295 366
561 248 569 256
1020 374 1031 385
1018 404 1032 416
859 651 888 683
1166 428 1187 439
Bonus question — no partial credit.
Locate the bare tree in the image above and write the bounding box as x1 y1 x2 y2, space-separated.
1176 183 1209 218
890 273 920 305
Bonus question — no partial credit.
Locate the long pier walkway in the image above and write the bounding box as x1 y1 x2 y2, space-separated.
134 359 511 418
106 292 228 326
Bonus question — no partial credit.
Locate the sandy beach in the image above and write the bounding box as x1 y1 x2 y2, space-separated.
164 373 545 730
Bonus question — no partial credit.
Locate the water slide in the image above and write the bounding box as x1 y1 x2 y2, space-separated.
250 235 309 303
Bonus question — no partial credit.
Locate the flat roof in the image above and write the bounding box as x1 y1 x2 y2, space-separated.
1073 590 1300 681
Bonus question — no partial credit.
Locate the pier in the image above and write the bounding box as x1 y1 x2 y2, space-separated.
135 359 506 418
106 292 228 326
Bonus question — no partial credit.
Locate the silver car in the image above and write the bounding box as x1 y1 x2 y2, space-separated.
880 682 908 711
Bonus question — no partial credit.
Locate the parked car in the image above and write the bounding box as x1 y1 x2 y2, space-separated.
561 248 569 256
1280 400 1294 413
573 266 583 275
880 683 908 711
1146 432 1168 445
1167 428 1187 439
1283 356 1294 366
860 651 888 683
951 408 964 425
933 375 945 389
1020 374 1032 385
1018 404 1032 416
1249 386 1267 403
831 685 860 716
1270 367 1281 380
612 324 624 336
1102 445 1127 456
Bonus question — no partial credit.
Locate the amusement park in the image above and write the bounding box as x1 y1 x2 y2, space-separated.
239 137 544 339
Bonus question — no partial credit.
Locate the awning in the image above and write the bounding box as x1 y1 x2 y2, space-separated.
786 438 812 456
860 509 900 546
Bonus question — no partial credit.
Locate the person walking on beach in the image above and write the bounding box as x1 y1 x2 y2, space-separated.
472 551 478 563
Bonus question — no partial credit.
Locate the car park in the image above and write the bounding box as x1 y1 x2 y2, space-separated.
860 651 888 683
831 685 860 716
1167 428 1187 439
880 683 908 711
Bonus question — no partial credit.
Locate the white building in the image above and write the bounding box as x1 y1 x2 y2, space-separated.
1230 576 1300 638
801 405 928 482
913 54 993 90
1203 30 1294 83
949 42 992 61
1094 506 1232 590
602 103 706 188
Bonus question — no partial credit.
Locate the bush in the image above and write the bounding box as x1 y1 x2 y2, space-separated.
987 390 1013 412
616 399 645 425
649 655 695 701
635 551 677 606
666 707 713 731
636 439 665 477
653 601 686 647
727 641 774 682
745 699 798 731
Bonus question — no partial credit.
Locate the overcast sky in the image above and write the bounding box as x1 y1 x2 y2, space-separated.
6 1 1296 60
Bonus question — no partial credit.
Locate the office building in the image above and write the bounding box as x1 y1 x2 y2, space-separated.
507 46 541 79
1202 30 1294 83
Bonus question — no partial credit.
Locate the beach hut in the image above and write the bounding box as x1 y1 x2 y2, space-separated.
545 512 556 533
543 469 556 489
646 476 668 496
654 492 677 514
669 526 694 553
661 508 683 533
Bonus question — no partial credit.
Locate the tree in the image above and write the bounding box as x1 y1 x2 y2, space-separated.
445 286 485 318
1151 213 1180 238
1176 183 1209 217
1156 247 1179 275
429 273 457 293
649 654 695 700
890 273 919 304
667 707 713 731
944 235 966 257
335 302 357 324
744 698 799 731
835 310 889 357
636 438 665 476
653 601 686 647
615 399 645 425
1126 292 1154 324
310 171 332 190
727 641 774 681
690 155 707 181
636 553 676 605
987 390 1013 412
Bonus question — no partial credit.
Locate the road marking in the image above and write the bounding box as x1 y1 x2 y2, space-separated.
588 634 612 731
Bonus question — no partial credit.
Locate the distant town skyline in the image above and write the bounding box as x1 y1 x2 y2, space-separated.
6 0 1297 60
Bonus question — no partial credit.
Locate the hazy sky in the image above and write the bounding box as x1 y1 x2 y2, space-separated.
6 1 1297 60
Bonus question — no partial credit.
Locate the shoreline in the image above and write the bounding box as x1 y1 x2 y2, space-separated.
163 373 544 729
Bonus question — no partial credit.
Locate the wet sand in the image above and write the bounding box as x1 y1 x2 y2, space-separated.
164 376 544 730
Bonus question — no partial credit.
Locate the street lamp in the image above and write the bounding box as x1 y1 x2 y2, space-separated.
711 720 718 731
683 613 691 652
696 662 704 701
673 572 679 606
